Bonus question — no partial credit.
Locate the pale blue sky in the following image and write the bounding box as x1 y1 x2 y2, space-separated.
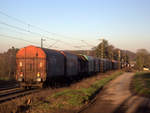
0 0 150 52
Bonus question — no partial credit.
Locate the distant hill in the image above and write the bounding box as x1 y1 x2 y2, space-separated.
122 50 136 61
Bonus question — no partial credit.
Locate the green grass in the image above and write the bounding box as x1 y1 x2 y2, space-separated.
51 89 86 106
33 71 123 112
131 72 150 97
0 76 12 81
47 71 123 109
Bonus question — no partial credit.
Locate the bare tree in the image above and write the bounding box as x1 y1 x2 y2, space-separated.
136 49 150 70
0 47 18 80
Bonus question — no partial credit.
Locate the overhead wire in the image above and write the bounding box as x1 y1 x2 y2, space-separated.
0 34 40 45
81 40 95 47
0 10 28 25
48 40 60 48
0 10 97 46
0 20 82 49
0 10 78 41
0 10 96 50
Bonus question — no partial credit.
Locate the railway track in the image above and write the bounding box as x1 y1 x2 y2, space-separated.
0 88 39 103
0 85 19 91
0 80 18 91
0 80 17 85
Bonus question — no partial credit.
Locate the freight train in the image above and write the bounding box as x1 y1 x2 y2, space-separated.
16 45 119 88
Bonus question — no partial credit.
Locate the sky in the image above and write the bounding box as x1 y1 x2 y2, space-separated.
0 0 150 52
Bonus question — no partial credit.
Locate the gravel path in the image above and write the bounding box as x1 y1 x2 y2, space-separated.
80 72 150 113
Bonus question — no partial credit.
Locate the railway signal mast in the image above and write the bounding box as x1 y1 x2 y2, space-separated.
41 38 46 48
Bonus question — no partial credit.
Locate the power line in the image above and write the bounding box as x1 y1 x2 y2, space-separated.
0 10 96 50
0 25 33 37
0 10 78 41
48 40 60 48
0 21 61 41
0 10 28 25
0 34 40 45
81 40 95 47
0 21 43 37
0 21 82 49
0 33 75 50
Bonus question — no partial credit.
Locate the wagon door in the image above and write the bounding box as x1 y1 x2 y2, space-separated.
24 57 36 82
16 58 36 82
25 57 46 82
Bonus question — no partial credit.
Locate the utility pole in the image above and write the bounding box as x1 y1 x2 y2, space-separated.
100 39 104 72
111 52 114 60
41 38 46 48
118 50 121 69
101 39 104 59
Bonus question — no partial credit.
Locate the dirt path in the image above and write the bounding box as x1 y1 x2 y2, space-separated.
79 72 150 113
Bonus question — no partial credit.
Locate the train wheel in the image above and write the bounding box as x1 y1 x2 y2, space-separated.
20 85 24 89
28 86 32 89
19 84 25 89
24 86 28 90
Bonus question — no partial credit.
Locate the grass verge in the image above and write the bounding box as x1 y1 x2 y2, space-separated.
34 71 123 112
0 76 14 81
131 71 150 97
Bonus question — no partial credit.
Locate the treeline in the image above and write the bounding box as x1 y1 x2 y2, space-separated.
93 39 129 64
0 47 18 80
135 49 150 70
94 40 150 70
68 39 130 66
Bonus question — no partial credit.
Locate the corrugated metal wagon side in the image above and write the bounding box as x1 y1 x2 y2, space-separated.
112 60 118 70
41 49 65 86
42 49 65 78
94 58 100 73
77 55 88 75
61 51 78 77
86 56 95 74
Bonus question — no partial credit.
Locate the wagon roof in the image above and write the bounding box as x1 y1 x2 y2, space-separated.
16 45 46 58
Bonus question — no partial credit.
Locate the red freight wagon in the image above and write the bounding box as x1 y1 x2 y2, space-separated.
16 45 65 88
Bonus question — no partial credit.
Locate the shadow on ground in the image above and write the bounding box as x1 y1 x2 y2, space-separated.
113 94 150 113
